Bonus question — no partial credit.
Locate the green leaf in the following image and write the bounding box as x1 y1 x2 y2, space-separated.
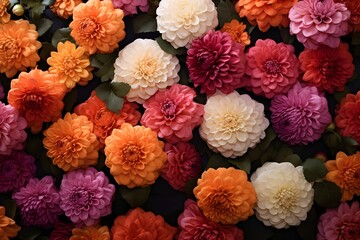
228 158 251 174
106 91 125 113
35 18 53 36
63 87 78 112
303 158 328 182
247 127 277 162
118 186 152 208
351 32 360 45
282 154 302 167
334 87 349 103
274 144 293 162
95 82 112 102
94 58 116 82
279 27 295 44
110 82 131 97
205 154 232 170
51 27 75 48
314 181 342 208
297 207 318 240
42 0 55 6
3 199 17 219
39 42 56 61
132 13 157 34
30 3 45 20
17 227 42 240
95 152 106 170
22 0 42 9
217 0 241 28
324 131 342 150
156 37 187 55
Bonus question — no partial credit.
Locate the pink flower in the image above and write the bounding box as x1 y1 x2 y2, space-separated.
0 102 27 155
186 30 246 96
141 84 204 143
0 151 36 193
59 167 115 226
12 176 63 228
244 39 299 98
289 0 350 49
177 199 244 240
317 201 360 240
50 222 74 240
112 0 149 16
270 83 331 145
161 142 202 191
0 83 4 100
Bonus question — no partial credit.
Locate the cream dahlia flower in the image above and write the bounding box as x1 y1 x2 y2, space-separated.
156 0 218 49
251 162 314 229
199 91 269 158
113 39 180 104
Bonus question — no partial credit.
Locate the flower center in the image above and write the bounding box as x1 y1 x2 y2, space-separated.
122 144 142 165
0 37 20 61
22 93 43 110
161 99 176 120
138 58 157 79
70 187 94 210
55 136 82 156
265 60 280 74
320 61 335 78
339 222 360 239
275 187 297 210
63 56 77 70
80 18 101 38
221 113 240 132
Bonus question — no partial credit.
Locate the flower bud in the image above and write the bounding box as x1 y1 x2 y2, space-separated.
12 4 24 16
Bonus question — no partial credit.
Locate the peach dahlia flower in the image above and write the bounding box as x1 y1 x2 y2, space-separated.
70 0 125 55
51 0 82 19
0 20 41 78
0 206 20 240
0 0 10 23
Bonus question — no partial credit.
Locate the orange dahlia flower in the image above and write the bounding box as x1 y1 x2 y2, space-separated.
0 0 10 23
70 225 110 240
235 0 298 32
43 113 99 172
334 0 360 32
0 206 20 240
0 20 41 77
74 91 141 147
325 152 360 201
104 123 167 188
47 41 93 90
8 69 66 133
51 0 82 19
111 208 177 240
69 0 126 55
193 167 257 224
221 19 251 46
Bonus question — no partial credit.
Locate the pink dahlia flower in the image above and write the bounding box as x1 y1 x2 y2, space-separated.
161 142 202 191
59 167 115 226
0 151 36 193
112 0 149 16
186 30 246 96
317 201 360 240
178 199 244 240
270 83 331 145
12 176 63 228
50 222 74 240
0 83 4 100
289 0 350 49
244 39 299 98
0 102 27 155
141 84 204 143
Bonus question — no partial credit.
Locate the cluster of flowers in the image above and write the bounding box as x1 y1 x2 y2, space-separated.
0 0 360 239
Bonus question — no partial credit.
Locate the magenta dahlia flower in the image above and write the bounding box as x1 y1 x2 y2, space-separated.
112 0 149 16
0 151 36 193
0 102 27 155
50 222 74 240
244 39 299 98
270 83 331 145
161 142 202 191
59 167 115 226
12 176 63 228
178 199 244 240
141 84 204 143
186 30 246 95
289 0 350 49
317 201 360 240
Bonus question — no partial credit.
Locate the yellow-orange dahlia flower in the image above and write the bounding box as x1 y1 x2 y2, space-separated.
221 19 251 46
43 113 100 172
0 20 41 77
104 123 167 188
69 0 125 55
0 206 20 240
47 41 93 90
0 0 10 23
51 0 82 19
70 225 110 240
193 167 257 224
235 0 298 32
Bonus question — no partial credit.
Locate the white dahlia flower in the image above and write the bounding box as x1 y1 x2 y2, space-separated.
251 162 314 229
199 91 269 158
156 0 218 49
113 39 180 104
